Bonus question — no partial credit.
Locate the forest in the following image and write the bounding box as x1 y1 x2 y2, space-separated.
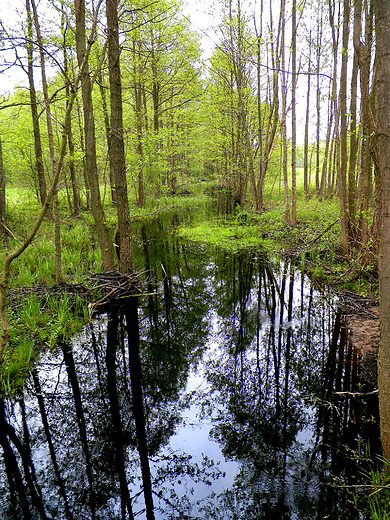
1 0 390 517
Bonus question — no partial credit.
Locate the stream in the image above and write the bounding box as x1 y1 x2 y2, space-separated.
0 208 381 519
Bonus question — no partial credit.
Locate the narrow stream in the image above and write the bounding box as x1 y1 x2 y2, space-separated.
0 210 380 519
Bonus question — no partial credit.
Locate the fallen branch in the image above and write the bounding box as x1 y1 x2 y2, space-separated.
334 389 378 397
305 218 340 247
87 270 146 312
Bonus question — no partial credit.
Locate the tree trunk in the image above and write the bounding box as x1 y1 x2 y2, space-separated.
106 0 134 272
25 0 47 208
338 0 351 255
75 0 114 271
0 136 6 240
280 0 289 224
356 0 374 248
303 26 312 197
62 7 81 216
30 0 63 282
0 1 103 356
373 0 390 461
134 39 146 207
97 71 116 203
290 0 297 226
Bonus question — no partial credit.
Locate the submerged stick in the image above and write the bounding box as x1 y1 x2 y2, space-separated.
334 389 378 397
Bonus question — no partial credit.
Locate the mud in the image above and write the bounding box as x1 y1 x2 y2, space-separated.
347 306 379 389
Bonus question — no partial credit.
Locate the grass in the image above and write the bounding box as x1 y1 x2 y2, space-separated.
1 291 86 395
357 456 390 520
0 175 378 395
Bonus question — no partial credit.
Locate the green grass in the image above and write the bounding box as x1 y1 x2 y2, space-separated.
0 175 378 395
1 291 86 395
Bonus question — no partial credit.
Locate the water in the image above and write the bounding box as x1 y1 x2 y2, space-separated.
0 211 380 519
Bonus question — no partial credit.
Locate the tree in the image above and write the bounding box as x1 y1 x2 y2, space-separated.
106 0 134 271
290 0 297 226
373 0 390 460
0 135 6 240
30 0 63 282
74 0 114 271
62 2 81 216
280 0 290 224
25 0 48 208
0 0 103 357
338 0 351 255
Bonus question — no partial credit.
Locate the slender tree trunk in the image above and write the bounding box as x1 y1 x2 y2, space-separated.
356 0 374 248
338 0 351 255
62 8 81 216
347 53 359 238
303 27 312 196
327 0 340 200
319 83 333 198
106 0 134 271
291 0 297 226
280 0 290 224
134 39 146 207
97 70 116 203
75 99 89 210
0 137 6 241
30 0 63 282
75 0 114 271
25 0 47 208
315 4 323 193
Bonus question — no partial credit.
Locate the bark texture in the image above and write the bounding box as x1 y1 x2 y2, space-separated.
75 0 114 271
374 0 390 460
106 0 134 271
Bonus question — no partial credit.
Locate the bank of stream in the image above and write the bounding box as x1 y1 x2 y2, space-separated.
0 207 381 519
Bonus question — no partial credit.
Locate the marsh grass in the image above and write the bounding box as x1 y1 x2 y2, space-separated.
177 186 341 255
1 291 86 395
0 177 376 394
358 456 390 520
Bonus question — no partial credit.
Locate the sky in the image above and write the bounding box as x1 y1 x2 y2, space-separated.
0 0 310 142
0 0 217 95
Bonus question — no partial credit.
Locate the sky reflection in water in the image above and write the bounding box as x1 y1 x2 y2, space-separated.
0 213 380 519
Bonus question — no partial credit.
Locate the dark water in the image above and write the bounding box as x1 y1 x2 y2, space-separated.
0 211 380 519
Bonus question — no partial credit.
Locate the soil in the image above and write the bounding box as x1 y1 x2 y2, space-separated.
345 303 379 389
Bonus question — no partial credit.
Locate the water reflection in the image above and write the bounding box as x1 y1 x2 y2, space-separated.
0 215 380 519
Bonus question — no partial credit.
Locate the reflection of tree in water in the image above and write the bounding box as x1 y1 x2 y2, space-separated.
0 216 381 519
0 217 217 519
200 251 379 519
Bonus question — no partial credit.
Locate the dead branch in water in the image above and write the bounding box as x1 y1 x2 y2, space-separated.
87 270 146 312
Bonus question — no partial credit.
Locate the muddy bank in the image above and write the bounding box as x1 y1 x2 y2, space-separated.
339 292 379 389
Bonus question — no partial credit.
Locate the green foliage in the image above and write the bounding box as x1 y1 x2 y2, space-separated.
361 457 390 520
0 336 34 396
1 291 86 396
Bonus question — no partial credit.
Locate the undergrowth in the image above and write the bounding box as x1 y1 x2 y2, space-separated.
1 292 87 396
0 179 379 395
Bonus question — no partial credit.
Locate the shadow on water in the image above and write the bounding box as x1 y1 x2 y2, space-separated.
0 211 381 519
